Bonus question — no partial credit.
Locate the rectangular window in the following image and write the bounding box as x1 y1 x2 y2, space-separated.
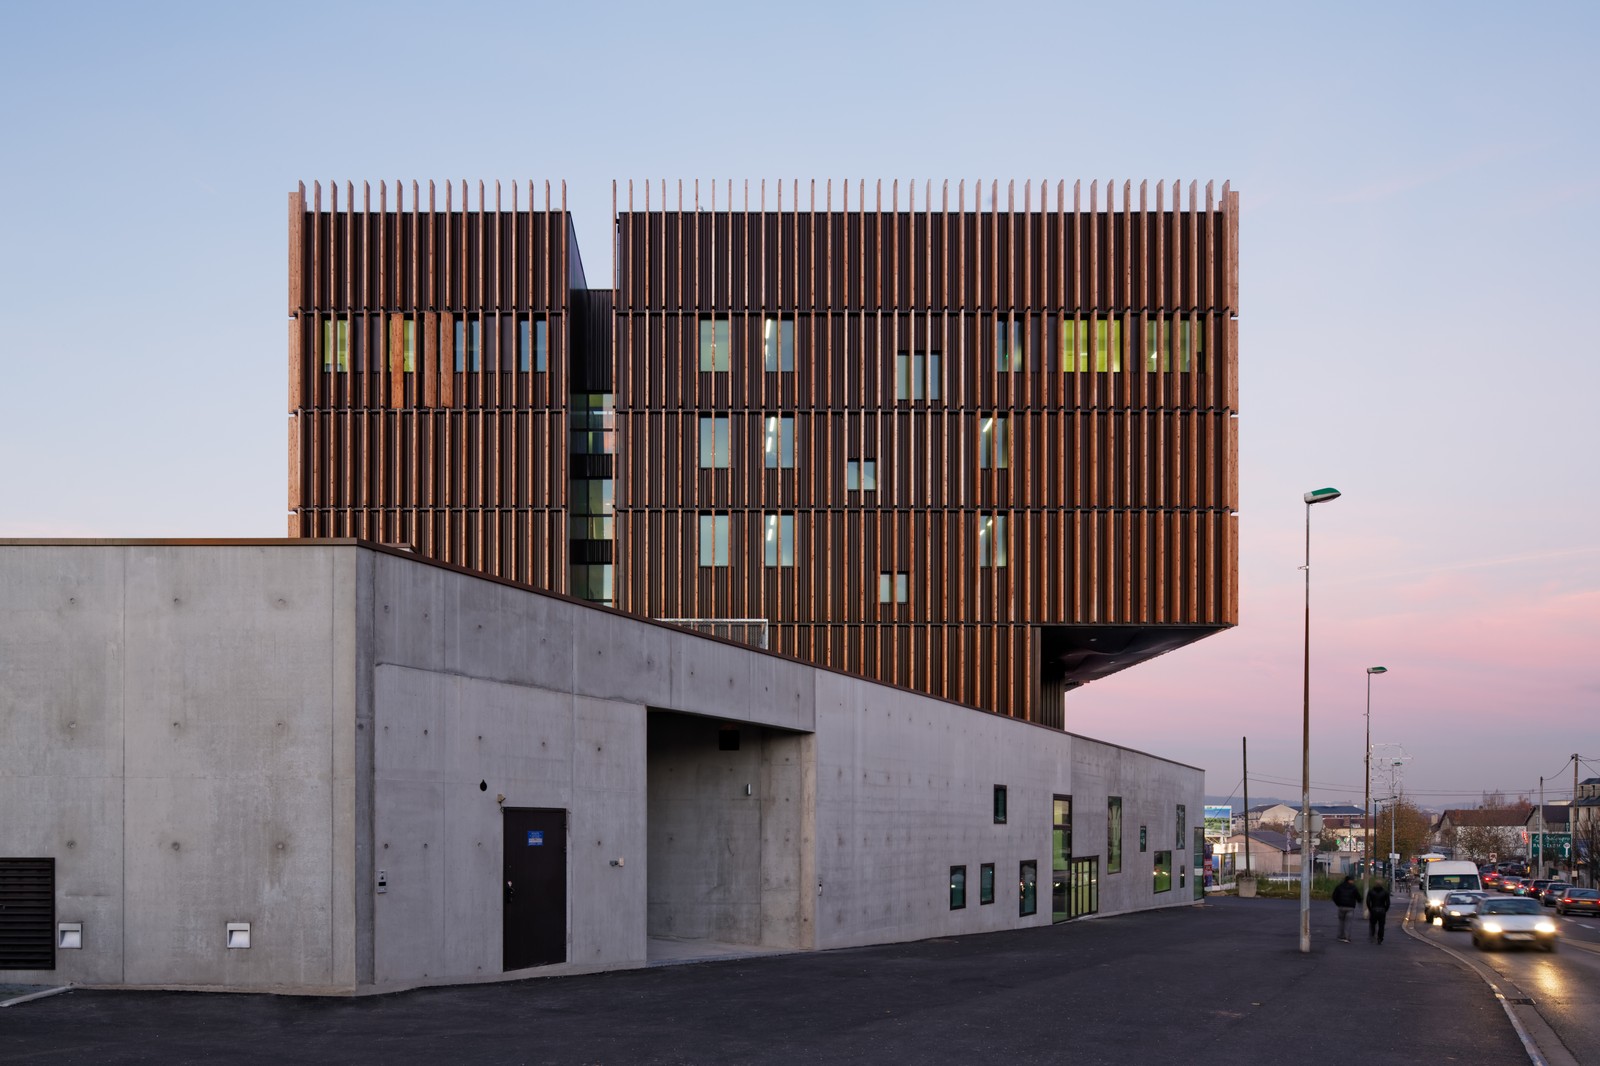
698 514 730 568
699 318 731 372
980 863 996 905
950 866 967 910
520 317 548 372
1072 857 1100 918
322 318 350 372
1062 316 1123 372
763 416 795 469
1140 825 1147 852
569 394 615 455
567 563 614 605
995 317 1024 371
978 514 1007 568
877 572 909 604
993 784 1008 824
401 318 415 372
1154 851 1173 893
845 461 858 491
763 514 795 567
1177 804 1186 848
1144 316 1169 372
978 415 1008 470
699 416 732 469
1019 861 1038 917
763 318 794 372
1052 795 1072 923
847 460 878 491
454 319 481 371
1179 317 1203 373
894 351 942 400
1108 797 1123 874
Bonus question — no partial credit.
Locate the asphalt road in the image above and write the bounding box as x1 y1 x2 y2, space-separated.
4 896 1532 1065
1409 890 1600 1065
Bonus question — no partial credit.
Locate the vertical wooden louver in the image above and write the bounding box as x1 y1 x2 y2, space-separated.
289 178 1240 728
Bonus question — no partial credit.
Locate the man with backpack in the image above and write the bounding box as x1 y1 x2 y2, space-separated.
1366 877 1392 944
1331 875 1360 942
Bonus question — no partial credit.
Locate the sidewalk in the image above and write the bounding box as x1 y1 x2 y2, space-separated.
2 896 1527 1065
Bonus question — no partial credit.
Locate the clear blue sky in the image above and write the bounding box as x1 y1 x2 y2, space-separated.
3 0 1596 808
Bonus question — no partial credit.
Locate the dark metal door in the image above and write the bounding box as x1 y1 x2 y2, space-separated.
502 808 567 971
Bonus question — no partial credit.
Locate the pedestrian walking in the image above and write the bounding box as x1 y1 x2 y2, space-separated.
1332 875 1360 942
1366 877 1392 944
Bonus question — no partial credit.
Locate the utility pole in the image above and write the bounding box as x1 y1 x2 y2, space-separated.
1538 777 1545 879
1242 736 1252 877
1574 753 1581 885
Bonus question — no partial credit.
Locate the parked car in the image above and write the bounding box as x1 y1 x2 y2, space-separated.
1471 897 1558 952
1440 891 1488 931
1556 888 1600 917
1498 875 1524 895
1539 882 1570 907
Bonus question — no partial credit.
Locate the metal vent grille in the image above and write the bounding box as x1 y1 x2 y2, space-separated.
0 858 55 970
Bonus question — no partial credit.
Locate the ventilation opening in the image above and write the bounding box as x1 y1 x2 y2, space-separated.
0 858 56 970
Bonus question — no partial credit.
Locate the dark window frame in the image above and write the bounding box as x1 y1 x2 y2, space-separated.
949 865 967 910
1019 860 1038 917
979 863 995 905
993 784 1008 824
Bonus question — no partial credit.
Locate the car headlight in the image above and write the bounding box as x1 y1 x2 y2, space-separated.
1481 922 1502 934
1447 909 1462 917
1536 922 1556 934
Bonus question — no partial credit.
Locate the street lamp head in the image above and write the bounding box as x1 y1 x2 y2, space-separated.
1367 666 1388 675
1303 487 1342 505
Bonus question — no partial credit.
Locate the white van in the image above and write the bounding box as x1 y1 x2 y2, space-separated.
1421 860 1482 921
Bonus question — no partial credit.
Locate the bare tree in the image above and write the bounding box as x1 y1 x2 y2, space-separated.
1481 790 1507 807
1455 824 1517 865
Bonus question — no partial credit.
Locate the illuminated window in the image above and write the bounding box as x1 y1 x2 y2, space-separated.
978 415 1008 470
995 317 1024 371
699 318 731 372
699 416 732 469
1020 861 1038 916
763 513 795 567
1108 797 1123 874
698 514 730 567
1062 317 1123 372
978 514 1007 567
763 318 794 371
1154 851 1173 893
764 416 795 469
322 318 350 372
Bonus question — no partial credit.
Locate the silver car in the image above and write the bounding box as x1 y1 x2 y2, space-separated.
1471 897 1558 952
1440 891 1488 931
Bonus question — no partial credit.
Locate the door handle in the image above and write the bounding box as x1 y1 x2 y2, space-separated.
505 879 515 905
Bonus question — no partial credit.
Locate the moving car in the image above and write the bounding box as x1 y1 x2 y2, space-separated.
1471 897 1558 952
1539 882 1570 906
1525 878 1554 899
1420 860 1483 922
1556 888 1600 916
1480 869 1501 890
1440 891 1488 931
1498 875 1524 895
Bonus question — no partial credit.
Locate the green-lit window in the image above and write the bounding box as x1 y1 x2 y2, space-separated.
993 784 1008 824
520 317 548 372
978 514 1007 568
400 318 415 372
995 317 1024 371
322 318 350 372
454 319 481 371
763 416 795 469
1020 861 1038 917
894 351 941 400
1062 317 1123 372
1144 317 1169 372
877 572 908 604
763 318 794 371
1154 851 1172 893
698 514 730 568
1052 795 1072 923
1108 797 1123 874
1178 317 1203 373
979 415 1008 470
950 866 967 910
699 318 731 372
980 863 996 905
699 416 732 469
846 460 877 491
763 514 795 567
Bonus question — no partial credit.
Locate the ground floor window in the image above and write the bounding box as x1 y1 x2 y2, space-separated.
1154 851 1173 893
980 863 995 904
1071 857 1100 917
1019 861 1037 916
949 866 967 909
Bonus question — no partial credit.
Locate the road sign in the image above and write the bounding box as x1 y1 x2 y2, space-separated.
1532 833 1571 859
1204 806 1232 838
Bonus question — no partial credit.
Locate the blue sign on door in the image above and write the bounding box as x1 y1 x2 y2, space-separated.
527 830 544 846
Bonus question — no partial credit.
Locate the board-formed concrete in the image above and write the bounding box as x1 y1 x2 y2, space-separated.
0 541 1203 994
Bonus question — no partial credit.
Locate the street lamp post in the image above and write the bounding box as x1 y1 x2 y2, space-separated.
1363 666 1388 896
1300 486 1341 955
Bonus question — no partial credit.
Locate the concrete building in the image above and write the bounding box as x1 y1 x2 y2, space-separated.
0 541 1203 994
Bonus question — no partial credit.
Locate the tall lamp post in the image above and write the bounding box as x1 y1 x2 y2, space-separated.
1300 486 1342 954
1363 665 1388 896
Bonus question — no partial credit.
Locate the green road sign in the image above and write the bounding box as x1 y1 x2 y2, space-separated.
1532 833 1571 859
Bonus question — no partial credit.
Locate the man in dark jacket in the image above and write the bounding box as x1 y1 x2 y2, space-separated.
1332 875 1360 942
1366 878 1392 943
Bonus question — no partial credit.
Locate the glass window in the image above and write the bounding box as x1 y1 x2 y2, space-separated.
698 514 730 567
1062 317 1122 372
520 317 548 372
763 318 794 372
1108 797 1123 874
894 351 941 400
845 461 859 491
454 318 481 372
950 866 967 910
699 416 732 469
569 394 616 455
1179 317 1203 373
1177 804 1186 848
980 863 996 905
763 514 795 567
764 416 795 469
995 317 1024 371
1053 794 1072 923
1019 861 1037 917
993 785 1008 824
978 514 1007 568
1144 316 1168 372
322 318 350 372
400 318 415 372
877 572 909 604
1154 851 1173 893
895 573 908 602
567 564 614 605
1072 857 1100 917
699 318 731 372
1095 317 1122 372
845 459 878 491
1140 825 1147 853
978 415 1008 470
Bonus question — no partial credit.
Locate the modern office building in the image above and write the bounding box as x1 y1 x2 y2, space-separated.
288 178 1239 728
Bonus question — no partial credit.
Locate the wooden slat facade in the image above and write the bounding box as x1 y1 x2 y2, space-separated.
288 178 1240 729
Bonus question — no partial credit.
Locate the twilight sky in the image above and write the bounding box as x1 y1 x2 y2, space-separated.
2 1 1595 808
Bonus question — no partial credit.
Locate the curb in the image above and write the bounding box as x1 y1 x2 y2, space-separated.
0 986 72 1009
